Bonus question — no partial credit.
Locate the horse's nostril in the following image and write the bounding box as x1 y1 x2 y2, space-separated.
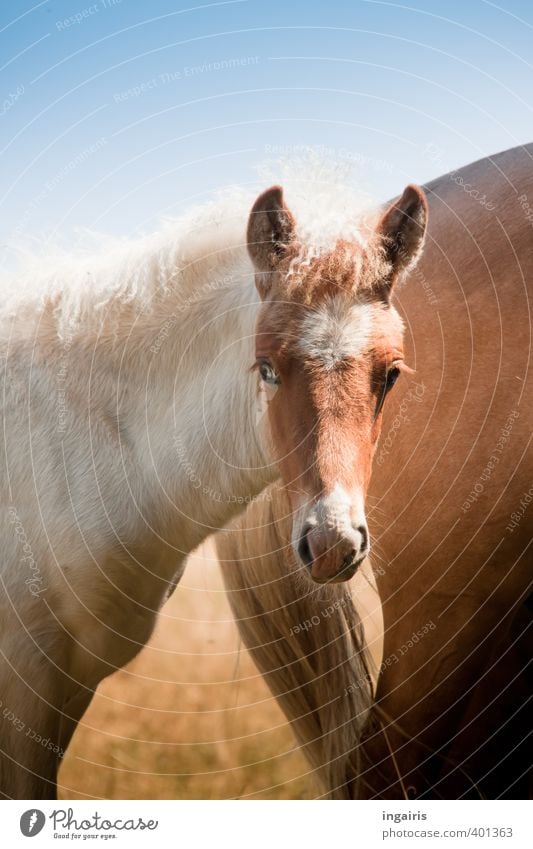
357 525 369 552
341 550 358 571
297 528 313 568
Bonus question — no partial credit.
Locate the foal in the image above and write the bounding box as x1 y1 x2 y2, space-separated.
0 179 426 797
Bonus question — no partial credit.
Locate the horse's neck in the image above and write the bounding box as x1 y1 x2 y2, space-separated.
98 254 275 552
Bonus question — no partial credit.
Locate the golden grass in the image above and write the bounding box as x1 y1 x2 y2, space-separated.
58 541 312 800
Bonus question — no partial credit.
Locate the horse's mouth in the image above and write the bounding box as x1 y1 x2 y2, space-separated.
309 553 366 584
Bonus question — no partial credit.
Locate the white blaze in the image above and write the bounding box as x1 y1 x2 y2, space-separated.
297 298 375 368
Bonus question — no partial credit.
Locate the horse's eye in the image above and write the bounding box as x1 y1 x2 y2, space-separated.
385 366 400 391
374 366 401 419
259 361 280 385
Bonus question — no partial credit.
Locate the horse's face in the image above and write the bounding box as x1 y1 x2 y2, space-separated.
248 184 427 583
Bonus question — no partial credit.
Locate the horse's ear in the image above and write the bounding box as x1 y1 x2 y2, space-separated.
247 186 295 298
377 184 428 299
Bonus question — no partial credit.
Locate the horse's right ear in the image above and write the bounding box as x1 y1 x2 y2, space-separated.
247 186 295 298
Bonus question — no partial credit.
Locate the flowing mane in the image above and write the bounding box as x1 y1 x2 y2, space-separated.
0 157 376 340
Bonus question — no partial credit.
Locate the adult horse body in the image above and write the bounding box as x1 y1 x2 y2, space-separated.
217 144 533 798
0 172 425 796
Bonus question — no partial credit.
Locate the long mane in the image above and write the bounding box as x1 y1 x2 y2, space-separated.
0 156 377 340
216 481 376 799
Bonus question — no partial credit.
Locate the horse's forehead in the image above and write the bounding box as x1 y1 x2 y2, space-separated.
257 240 402 364
291 297 403 369
295 298 376 366
259 294 403 369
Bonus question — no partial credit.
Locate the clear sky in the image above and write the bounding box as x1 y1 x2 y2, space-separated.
1 0 532 246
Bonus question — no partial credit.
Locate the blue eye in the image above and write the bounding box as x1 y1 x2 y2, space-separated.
259 361 280 385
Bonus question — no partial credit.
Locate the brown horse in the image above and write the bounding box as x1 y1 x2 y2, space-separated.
217 144 533 799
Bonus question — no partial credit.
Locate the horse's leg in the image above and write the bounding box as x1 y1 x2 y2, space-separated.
55 550 188 784
57 690 95 761
0 621 66 799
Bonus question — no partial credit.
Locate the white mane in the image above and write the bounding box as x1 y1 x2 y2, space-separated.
0 156 377 340
257 153 376 254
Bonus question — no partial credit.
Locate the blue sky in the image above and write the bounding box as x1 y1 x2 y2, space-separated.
1 0 532 244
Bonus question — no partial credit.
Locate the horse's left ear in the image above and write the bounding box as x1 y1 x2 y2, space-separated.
247 186 296 299
377 184 428 299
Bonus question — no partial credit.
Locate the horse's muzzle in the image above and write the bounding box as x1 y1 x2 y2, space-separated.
296 510 370 583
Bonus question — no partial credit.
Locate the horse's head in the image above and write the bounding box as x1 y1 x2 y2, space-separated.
248 183 427 583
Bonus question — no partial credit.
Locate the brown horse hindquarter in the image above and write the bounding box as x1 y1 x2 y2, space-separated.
364 144 533 799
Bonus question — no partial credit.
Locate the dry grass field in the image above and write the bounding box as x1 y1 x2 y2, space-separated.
58 541 312 800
